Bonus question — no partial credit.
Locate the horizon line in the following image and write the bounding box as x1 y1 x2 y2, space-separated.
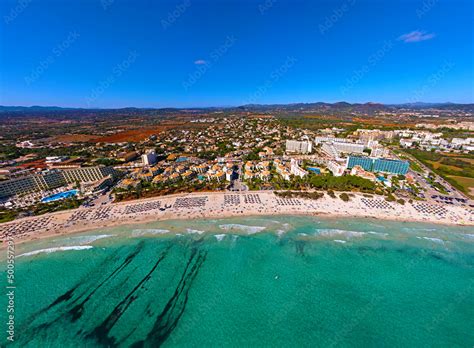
1 100 472 110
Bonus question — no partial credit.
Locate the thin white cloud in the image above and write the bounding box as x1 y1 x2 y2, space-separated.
398 30 436 43
194 59 207 65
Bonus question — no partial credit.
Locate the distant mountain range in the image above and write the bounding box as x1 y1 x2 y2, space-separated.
0 105 79 112
1 102 473 114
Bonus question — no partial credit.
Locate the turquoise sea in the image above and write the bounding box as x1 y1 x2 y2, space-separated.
2 216 474 347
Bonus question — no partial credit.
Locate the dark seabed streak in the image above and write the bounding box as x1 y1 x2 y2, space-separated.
131 248 208 347
86 244 173 347
18 242 145 344
68 241 146 322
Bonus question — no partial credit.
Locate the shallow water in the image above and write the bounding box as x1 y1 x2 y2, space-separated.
2 216 474 347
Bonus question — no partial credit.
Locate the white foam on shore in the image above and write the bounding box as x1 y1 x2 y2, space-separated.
214 234 226 242
334 240 347 244
18 246 93 257
186 228 205 235
218 224 266 234
316 229 366 238
132 229 170 237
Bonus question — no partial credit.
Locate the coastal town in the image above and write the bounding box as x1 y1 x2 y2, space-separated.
1 108 473 241
2 0 474 346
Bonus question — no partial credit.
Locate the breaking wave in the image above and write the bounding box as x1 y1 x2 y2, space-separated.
405 227 437 232
18 246 93 258
218 224 266 234
61 234 114 245
367 231 389 237
276 229 286 237
316 229 366 238
416 236 445 244
131 229 170 237
460 233 474 240
214 234 226 242
186 228 205 235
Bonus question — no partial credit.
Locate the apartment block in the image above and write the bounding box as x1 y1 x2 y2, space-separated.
285 140 312 154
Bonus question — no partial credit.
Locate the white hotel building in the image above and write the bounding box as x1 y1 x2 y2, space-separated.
285 140 313 154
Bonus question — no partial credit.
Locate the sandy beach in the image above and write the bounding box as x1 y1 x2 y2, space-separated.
1 191 473 245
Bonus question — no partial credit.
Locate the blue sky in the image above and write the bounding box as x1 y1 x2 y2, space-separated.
1 0 473 108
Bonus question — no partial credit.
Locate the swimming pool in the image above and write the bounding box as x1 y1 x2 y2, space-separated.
308 167 321 174
41 190 79 203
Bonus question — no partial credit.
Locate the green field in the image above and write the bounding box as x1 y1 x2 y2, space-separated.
406 149 474 198
447 176 474 198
